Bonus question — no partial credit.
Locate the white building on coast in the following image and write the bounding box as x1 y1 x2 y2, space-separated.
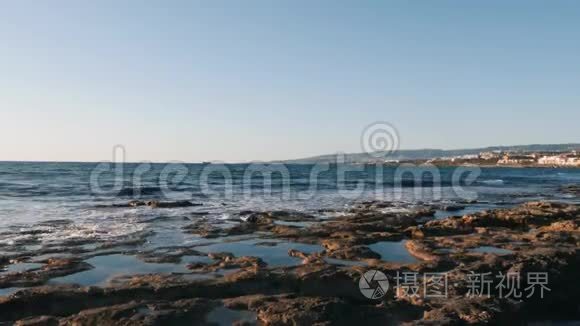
538 154 580 167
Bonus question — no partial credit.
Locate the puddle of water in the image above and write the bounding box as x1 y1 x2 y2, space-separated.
471 246 513 255
195 239 322 267
1 262 43 274
0 287 21 297
367 241 418 263
206 306 257 325
181 255 213 265
23 244 43 251
324 258 368 267
49 254 193 286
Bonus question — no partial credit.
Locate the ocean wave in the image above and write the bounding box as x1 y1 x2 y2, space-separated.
117 186 164 197
557 172 580 180
479 179 505 185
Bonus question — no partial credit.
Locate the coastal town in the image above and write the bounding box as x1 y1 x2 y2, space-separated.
406 150 580 167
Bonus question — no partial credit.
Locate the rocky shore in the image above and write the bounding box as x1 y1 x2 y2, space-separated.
1 200 579 325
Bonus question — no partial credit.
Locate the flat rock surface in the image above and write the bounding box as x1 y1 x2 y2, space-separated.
0 200 579 324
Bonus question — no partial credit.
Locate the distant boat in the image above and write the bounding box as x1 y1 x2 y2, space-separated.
201 161 212 165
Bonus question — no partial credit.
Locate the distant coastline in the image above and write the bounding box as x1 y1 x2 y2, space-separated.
280 143 580 169
380 162 580 169
281 143 580 164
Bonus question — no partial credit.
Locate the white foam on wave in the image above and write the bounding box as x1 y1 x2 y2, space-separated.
0 219 147 247
379 207 413 214
480 179 504 185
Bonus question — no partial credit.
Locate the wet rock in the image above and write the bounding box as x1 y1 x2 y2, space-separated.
128 200 145 207
190 211 209 216
439 204 466 212
404 240 441 262
95 200 200 209
117 186 163 197
60 298 217 325
98 231 153 249
1 200 579 324
0 285 99 321
239 213 272 224
266 211 316 221
188 254 265 272
422 202 580 236
539 220 579 232
421 297 504 324
182 221 224 238
0 258 92 289
146 200 201 208
288 249 325 265
239 210 316 224
18 230 52 236
322 241 380 260
14 315 59 326
561 184 580 196
256 296 363 324
224 294 422 325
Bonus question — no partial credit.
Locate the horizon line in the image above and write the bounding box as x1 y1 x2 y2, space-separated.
1 142 578 165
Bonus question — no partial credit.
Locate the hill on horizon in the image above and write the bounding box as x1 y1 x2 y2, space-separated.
277 143 580 164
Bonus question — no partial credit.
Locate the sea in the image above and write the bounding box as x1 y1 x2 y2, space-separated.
0 162 578 249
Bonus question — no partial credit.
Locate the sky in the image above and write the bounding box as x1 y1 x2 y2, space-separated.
1 1 579 162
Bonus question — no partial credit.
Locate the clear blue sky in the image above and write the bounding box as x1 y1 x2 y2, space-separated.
1 1 579 162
